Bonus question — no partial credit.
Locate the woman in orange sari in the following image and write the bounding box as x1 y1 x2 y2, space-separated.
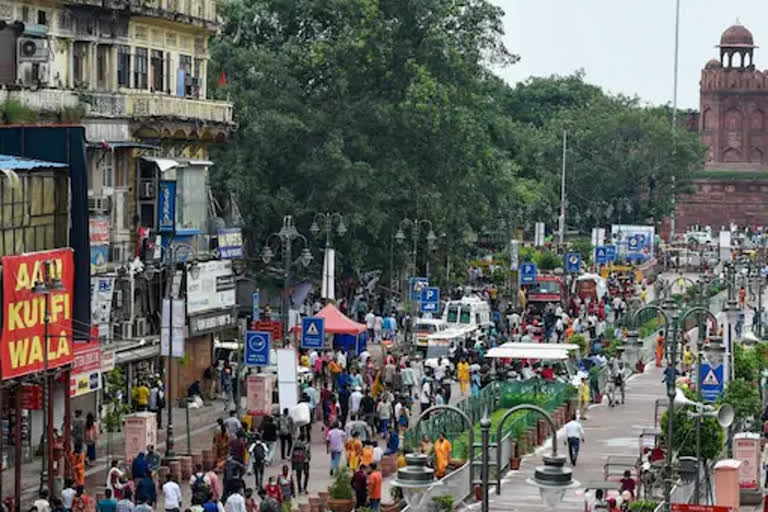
345 432 362 470
655 333 665 368
213 421 229 467
70 442 86 487
434 433 452 479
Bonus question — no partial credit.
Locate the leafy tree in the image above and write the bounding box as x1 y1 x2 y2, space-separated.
720 378 761 430
733 344 761 382
660 406 724 461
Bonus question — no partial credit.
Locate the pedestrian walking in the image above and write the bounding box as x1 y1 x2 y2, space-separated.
224 485 247 512
162 474 183 512
115 489 134 512
291 433 310 494
578 376 590 420
97 489 117 512
352 465 368 508
325 421 346 476
564 414 585 466
367 463 382 512
84 412 99 464
249 434 267 490
279 408 295 459
71 410 85 449
259 415 278 465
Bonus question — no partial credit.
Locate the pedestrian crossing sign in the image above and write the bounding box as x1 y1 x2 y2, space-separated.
702 368 719 386
301 316 325 349
699 362 724 402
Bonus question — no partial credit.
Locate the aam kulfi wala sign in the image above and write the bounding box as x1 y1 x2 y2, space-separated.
1 249 74 379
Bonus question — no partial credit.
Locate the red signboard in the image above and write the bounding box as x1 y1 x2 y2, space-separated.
1 249 75 380
89 217 110 244
18 384 43 410
72 337 101 374
671 505 732 512
252 320 282 343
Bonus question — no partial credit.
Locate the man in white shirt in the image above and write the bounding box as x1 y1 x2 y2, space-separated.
365 311 376 340
337 349 347 370
309 350 319 368
564 414 585 466
312 300 322 314
162 474 183 512
33 490 50 512
420 378 432 412
61 481 76 510
359 349 371 367
372 442 384 463
224 485 247 512
349 386 363 417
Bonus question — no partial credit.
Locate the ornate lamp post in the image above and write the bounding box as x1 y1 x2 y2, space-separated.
396 218 437 279
309 212 347 248
32 261 64 494
261 216 312 345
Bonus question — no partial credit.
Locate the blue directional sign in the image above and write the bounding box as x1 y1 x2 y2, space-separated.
605 245 617 262
244 331 270 366
565 253 581 273
252 290 260 321
700 362 724 402
520 262 537 285
409 277 429 301
301 317 325 350
420 287 440 314
595 246 608 265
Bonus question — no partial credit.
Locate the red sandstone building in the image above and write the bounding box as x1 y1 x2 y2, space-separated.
676 23 768 230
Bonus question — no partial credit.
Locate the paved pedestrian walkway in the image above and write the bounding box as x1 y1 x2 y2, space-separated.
486 364 665 512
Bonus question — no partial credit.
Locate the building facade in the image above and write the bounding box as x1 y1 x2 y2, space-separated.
676 23 768 230
0 0 238 405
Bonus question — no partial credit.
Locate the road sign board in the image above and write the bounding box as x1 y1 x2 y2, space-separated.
244 331 270 366
595 246 608 265
671 504 731 512
520 262 537 285
565 253 581 273
420 287 440 313
409 277 429 301
301 317 325 350
252 290 260 321
699 362 724 402
605 245 617 262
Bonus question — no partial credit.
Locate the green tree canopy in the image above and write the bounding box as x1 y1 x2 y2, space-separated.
207 2 707 279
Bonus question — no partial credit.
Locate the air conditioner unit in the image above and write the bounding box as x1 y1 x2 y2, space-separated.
134 317 148 337
114 289 123 308
140 181 155 199
88 196 110 212
120 320 133 340
17 37 49 63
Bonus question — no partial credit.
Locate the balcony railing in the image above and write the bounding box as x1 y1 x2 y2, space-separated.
0 89 233 125
83 91 233 124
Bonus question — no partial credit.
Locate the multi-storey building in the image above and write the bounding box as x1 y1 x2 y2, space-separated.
0 0 236 401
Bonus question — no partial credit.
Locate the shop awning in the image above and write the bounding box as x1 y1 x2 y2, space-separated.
115 343 160 365
141 156 185 173
294 304 367 335
0 154 68 170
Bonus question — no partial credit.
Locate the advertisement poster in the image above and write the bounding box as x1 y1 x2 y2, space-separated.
160 298 185 357
89 217 110 244
70 371 101 397
185 260 236 314
1 249 74 380
734 433 761 490
91 276 115 338
246 374 274 416
157 180 177 232
217 228 243 259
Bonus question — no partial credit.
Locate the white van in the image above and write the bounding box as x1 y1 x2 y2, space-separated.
413 318 447 347
441 296 493 342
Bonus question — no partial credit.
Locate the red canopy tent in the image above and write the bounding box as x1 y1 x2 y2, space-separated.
295 304 367 354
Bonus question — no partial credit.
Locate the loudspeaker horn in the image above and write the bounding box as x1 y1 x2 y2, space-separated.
715 403 734 428
674 388 698 408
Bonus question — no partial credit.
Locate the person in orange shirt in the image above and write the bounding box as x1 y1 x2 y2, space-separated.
361 441 374 467
328 359 342 390
655 332 665 368
345 432 362 470
367 463 383 511
434 433 452 479
69 442 86 487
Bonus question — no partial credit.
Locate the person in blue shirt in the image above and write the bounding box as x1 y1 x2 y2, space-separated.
97 489 118 512
386 426 399 455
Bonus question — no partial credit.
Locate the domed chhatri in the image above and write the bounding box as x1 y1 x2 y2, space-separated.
705 58 721 69
719 23 756 48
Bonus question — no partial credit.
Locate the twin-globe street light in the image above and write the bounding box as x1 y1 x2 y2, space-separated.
261 216 313 344
394 404 579 512
396 218 437 279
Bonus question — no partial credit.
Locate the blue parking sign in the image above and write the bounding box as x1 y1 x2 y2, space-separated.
595 246 608 265
520 262 537 285
301 317 325 350
409 277 429 301
566 253 581 273
244 331 270 366
606 245 617 262
420 287 440 313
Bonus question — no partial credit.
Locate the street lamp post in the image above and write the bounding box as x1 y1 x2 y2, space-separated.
158 240 198 459
261 216 312 346
310 212 346 302
396 218 437 279
32 261 63 494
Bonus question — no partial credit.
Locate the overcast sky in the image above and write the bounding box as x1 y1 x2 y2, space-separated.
491 0 768 110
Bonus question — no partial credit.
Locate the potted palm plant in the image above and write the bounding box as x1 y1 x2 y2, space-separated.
327 467 356 512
